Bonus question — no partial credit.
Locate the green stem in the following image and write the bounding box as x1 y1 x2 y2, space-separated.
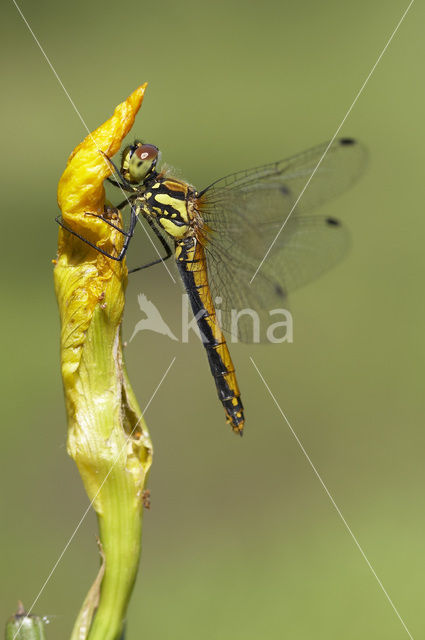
88 494 143 639
66 307 152 640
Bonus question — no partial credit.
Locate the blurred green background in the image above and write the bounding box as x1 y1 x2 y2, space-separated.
1 0 424 637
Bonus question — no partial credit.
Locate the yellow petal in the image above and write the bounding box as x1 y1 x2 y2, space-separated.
54 84 146 383
58 83 146 215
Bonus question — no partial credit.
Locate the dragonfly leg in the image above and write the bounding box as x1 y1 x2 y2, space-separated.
83 197 137 237
101 153 135 192
107 176 135 192
82 214 129 236
128 217 172 273
114 195 137 211
55 203 138 261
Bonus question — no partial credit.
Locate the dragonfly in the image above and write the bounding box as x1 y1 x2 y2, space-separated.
57 137 366 435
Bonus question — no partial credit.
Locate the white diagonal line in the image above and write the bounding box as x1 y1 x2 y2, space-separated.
250 0 414 285
12 0 92 144
11 0 176 283
13 357 176 640
135 215 176 282
250 356 414 640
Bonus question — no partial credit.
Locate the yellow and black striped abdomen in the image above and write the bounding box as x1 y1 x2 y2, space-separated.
175 237 245 434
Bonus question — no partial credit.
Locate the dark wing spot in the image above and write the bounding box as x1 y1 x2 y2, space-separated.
275 284 286 297
339 138 356 146
326 217 340 226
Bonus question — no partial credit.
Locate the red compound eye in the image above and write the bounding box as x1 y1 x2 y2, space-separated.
134 144 159 162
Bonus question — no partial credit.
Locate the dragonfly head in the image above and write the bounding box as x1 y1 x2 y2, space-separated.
121 140 160 183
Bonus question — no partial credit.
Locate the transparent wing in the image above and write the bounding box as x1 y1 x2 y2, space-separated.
200 137 366 215
198 138 366 343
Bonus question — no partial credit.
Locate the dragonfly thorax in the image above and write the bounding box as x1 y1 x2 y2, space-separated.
140 176 197 240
